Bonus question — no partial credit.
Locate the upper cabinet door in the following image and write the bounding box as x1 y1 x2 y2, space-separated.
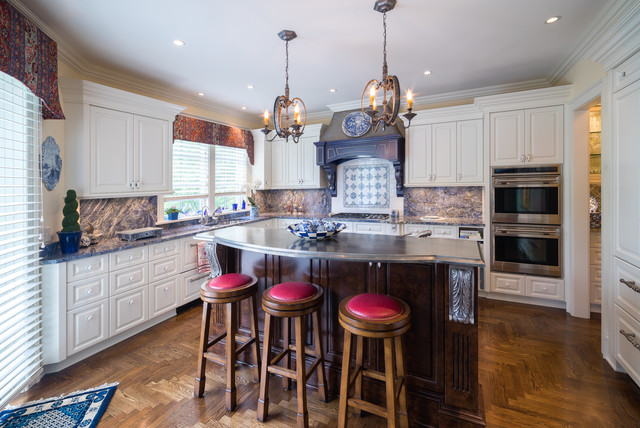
431 122 457 183
490 110 525 166
90 106 134 194
457 119 483 183
405 125 432 186
614 79 640 268
298 136 319 187
135 115 171 193
525 105 563 165
270 138 287 188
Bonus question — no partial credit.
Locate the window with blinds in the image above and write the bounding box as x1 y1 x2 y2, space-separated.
0 72 44 408
213 145 248 210
164 140 209 217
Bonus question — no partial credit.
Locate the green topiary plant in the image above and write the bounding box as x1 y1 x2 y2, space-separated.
61 189 81 232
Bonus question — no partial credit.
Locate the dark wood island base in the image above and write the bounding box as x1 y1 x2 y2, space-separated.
197 227 485 427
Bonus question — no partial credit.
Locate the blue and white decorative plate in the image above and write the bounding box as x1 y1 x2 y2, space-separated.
342 112 371 138
287 220 346 240
41 136 62 191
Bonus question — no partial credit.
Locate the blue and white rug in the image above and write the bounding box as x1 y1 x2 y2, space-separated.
0 382 118 428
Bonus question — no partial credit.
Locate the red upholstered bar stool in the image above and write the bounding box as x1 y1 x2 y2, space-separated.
337 293 411 428
194 273 261 411
257 281 328 428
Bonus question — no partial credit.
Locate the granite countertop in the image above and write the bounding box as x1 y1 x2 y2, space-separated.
41 212 484 264
196 226 484 266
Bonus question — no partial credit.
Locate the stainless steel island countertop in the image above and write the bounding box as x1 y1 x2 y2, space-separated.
195 225 484 266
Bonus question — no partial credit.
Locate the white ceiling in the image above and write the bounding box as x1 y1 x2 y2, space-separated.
17 0 608 127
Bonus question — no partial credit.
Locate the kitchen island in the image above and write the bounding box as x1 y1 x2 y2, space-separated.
196 226 485 427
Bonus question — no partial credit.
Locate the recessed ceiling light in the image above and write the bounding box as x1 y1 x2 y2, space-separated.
241 106 247 110
424 70 432 75
173 39 185 46
197 92 205 96
329 88 337 93
545 16 561 24
247 85 255 89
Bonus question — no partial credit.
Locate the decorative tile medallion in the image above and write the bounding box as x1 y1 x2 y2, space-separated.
342 159 390 209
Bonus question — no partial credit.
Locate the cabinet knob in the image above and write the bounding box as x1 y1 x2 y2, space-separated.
542 286 548 291
163 287 169 292
164 247 168 252
129 300 134 305
129 255 133 260
87 265 92 270
129 276 134 281
164 266 168 271
377 262 381 268
86 315 93 321
87 289 93 295
618 71 627 78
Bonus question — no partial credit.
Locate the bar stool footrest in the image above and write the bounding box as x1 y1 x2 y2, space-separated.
348 397 388 419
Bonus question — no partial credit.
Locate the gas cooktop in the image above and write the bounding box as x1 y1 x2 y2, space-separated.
330 212 390 220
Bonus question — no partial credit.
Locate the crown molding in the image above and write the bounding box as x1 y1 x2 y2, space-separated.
408 104 483 127
326 78 549 114
474 85 573 112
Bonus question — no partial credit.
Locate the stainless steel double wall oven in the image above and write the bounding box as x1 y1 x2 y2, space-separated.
491 165 562 277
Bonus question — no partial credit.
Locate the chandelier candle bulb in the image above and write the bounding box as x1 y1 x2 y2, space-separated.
264 110 269 126
369 86 376 106
407 90 413 110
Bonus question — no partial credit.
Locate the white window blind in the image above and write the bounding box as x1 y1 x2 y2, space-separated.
168 140 209 199
214 145 247 194
0 72 44 408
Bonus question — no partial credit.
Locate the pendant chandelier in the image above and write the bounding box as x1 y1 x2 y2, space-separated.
362 0 416 132
262 30 306 143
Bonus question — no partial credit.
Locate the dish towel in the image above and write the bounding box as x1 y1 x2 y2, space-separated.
197 241 211 274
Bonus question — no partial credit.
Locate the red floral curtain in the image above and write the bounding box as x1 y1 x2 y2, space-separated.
0 0 64 119
173 114 254 165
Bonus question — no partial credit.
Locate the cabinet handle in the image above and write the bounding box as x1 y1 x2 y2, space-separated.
620 278 640 294
458 173 462 181
189 273 210 283
190 243 198 247
433 174 437 181
429 174 432 182
520 154 525 163
620 329 640 352
369 262 373 267
526 154 531 162
129 181 135 189
135 181 140 189
377 262 381 268
618 71 627 79
86 315 93 321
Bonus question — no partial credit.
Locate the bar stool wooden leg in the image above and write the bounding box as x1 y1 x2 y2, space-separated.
282 317 291 390
384 337 398 428
338 330 352 428
294 316 309 428
354 334 364 417
395 335 409 428
249 293 261 382
194 301 212 398
257 312 272 422
224 302 237 411
312 311 328 402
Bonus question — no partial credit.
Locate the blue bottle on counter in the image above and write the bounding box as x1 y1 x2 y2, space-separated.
242 199 246 210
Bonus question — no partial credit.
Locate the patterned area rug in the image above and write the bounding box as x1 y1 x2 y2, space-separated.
0 382 118 428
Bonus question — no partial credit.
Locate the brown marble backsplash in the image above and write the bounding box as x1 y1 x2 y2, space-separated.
255 189 331 215
403 187 483 220
79 196 157 237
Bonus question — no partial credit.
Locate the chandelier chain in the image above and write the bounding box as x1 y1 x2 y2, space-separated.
285 39 290 94
382 11 388 80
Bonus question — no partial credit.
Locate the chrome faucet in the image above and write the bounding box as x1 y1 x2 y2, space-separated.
200 206 222 226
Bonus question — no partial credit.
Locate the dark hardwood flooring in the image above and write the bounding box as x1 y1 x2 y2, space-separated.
10 298 640 427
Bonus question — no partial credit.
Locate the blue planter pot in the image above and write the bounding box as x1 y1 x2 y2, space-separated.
57 231 82 254
167 212 178 220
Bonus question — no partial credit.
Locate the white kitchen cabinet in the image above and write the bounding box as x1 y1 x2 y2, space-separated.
405 119 483 186
66 301 109 356
489 272 564 301
490 105 563 166
180 270 210 304
109 287 148 336
402 223 458 239
150 277 179 318
60 78 184 198
256 124 326 190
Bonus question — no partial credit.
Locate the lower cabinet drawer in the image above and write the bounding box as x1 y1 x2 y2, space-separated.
431 225 457 239
109 264 148 295
490 272 525 295
526 276 564 301
149 255 180 282
181 270 210 303
67 301 108 355
614 257 640 318
110 287 148 336
354 222 386 235
615 305 640 387
67 274 108 310
149 277 178 317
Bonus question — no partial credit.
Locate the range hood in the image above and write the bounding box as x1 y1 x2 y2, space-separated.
313 110 405 197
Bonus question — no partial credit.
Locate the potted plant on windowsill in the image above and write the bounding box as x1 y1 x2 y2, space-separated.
57 189 82 254
165 206 180 221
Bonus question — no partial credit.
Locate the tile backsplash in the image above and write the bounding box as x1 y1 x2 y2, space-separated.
342 158 390 209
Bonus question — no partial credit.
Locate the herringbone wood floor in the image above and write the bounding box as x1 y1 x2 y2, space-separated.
9 298 640 427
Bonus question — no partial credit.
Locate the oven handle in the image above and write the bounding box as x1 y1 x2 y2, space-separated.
494 227 561 237
493 177 560 186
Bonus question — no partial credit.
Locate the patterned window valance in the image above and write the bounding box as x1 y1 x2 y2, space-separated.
0 0 65 119
173 114 254 165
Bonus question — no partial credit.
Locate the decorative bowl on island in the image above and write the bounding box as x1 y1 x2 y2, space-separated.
287 220 346 240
